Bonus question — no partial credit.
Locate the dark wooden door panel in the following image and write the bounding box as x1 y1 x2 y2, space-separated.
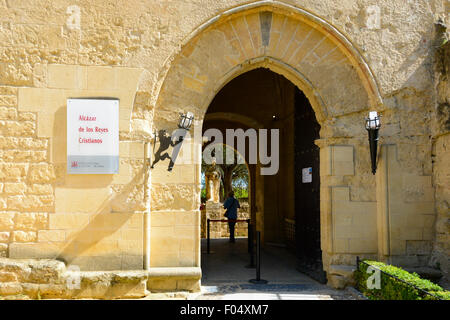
294 90 325 283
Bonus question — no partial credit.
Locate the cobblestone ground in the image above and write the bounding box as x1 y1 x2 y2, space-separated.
189 283 359 300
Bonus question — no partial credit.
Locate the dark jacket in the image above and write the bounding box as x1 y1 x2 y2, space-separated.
223 196 240 220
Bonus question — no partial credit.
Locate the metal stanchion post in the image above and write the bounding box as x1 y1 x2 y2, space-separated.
249 231 268 284
256 231 261 279
247 219 251 253
245 222 255 268
207 218 210 254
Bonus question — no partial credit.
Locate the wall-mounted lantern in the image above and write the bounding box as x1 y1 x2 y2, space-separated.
168 112 194 171
178 112 194 131
365 111 381 175
151 112 194 172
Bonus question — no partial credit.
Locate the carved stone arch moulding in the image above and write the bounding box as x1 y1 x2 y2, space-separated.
150 0 382 133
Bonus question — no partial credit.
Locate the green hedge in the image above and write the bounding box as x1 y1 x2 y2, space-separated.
355 260 450 300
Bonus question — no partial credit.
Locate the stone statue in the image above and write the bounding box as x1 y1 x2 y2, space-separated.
205 158 221 203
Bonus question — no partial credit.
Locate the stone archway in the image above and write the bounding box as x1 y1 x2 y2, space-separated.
152 1 382 130
150 1 382 279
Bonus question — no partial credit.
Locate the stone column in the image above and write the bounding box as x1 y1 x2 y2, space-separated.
205 201 223 238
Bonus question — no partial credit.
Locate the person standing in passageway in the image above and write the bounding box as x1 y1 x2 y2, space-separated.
223 191 240 243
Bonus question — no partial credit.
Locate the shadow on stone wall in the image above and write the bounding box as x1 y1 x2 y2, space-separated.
55 166 146 270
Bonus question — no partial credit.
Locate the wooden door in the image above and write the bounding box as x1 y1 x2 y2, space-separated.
294 90 326 283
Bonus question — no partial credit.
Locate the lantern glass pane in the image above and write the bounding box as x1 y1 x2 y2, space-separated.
366 111 380 129
186 112 194 129
178 112 194 129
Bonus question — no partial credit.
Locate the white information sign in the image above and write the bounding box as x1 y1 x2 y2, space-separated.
67 98 119 174
302 167 312 183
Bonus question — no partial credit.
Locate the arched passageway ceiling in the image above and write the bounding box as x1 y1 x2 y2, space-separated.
202 116 260 166
153 1 382 135
204 112 264 129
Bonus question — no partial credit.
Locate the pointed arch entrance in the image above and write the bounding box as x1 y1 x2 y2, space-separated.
201 68 324 282
149 1 382 283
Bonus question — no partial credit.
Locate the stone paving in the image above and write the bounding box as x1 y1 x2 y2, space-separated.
190 238 359 300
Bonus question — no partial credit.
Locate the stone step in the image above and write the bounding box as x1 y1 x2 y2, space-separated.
0 257 202 299
0 258 65 284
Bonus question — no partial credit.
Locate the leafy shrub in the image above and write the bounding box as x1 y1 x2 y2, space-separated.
233 187 248 199
432 291 450 300
355 260 449 300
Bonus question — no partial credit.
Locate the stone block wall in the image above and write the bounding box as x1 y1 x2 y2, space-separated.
377 145 435 267
0 85 53 258
150 210 200 267
431 134 449 279
0 64 149 271
150 137 201 268
201 199 250 239
319 143 378 270
0 0 447 294
319 137 437 272
431 38 450 283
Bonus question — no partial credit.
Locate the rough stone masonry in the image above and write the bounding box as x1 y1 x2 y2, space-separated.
0 0 448 298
